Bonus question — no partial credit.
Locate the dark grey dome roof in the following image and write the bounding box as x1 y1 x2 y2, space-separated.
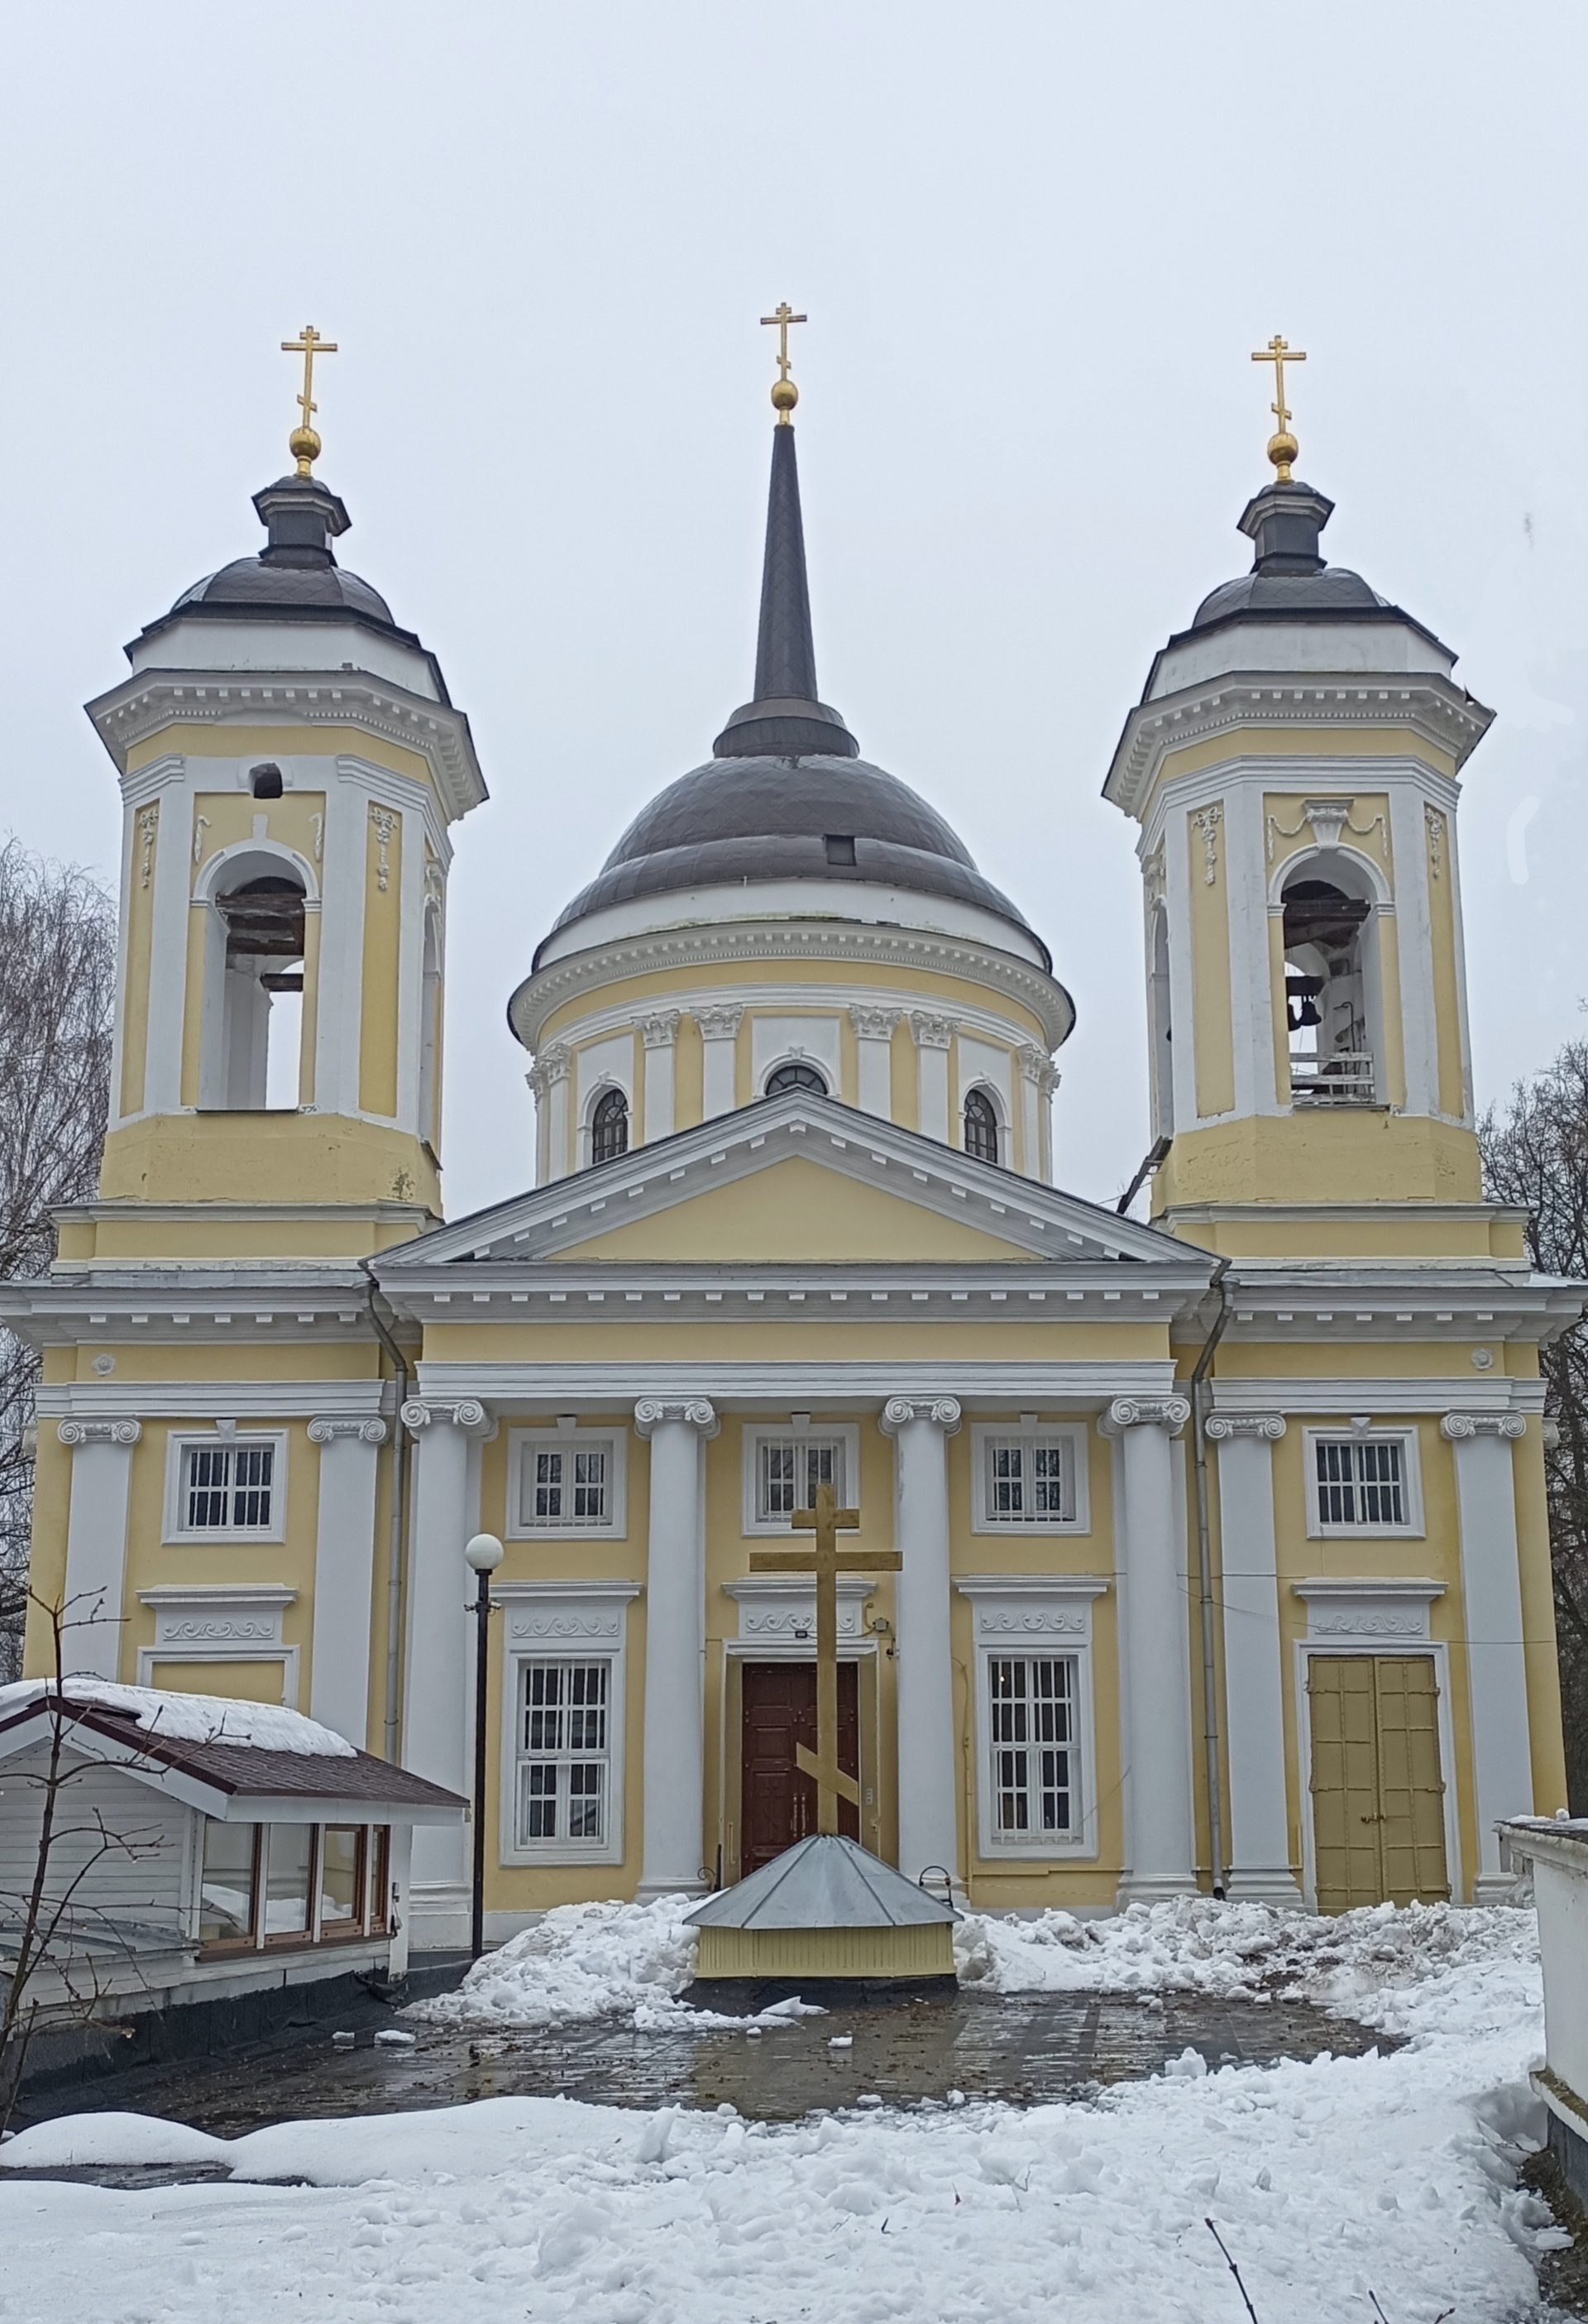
544 752 1049 967
1193 564 1384 627
172 558 395 624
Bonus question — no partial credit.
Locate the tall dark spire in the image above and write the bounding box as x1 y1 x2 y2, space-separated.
714 425 858 759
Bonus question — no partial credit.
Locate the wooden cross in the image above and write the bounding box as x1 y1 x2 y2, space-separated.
749 1478 902 1837
281 324 337 474
1251 333 1306 482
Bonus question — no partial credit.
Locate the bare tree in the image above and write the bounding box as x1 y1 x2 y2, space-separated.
0 842 116 1682
1480 1042 1588 1808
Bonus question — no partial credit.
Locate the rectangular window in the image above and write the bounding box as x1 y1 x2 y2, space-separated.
756 1437 846 1524
988 1656 1079 1840
516 1661 611 1847
1314 1435 1408 1530
198 1821 259 1947
982 1432 1072 1526
509 1431 624 1536
179 1438 276 1533
263 1823 313 1940
318 1827 366 1932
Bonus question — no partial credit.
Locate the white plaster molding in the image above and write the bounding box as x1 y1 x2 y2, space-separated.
401 1397 490 1434
849 1004 902 1041
1441 1412 1528 1441
416 1359 1181 1409
38 1381 395 1421
1208 1378 1545 1418
1294 1577 1445 1641
1100 1395 1190 1437
954 1575 1109 1637
1203 1413 1286 1440
696 1004 745 1039
138 1584 294 1646
723 1574 873 1644
308 1416 389 1445
908 1011 954 1051
880 1395 962 1435
639 1010 681 1050
57 1419 141 1448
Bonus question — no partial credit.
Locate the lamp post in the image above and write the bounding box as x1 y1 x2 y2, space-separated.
464 1531 505 1961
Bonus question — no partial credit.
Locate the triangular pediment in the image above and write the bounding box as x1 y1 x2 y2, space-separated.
383 1094 1198 1273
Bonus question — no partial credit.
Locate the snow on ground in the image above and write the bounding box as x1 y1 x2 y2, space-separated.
0 1679 356 1756
0 1902 1566 2321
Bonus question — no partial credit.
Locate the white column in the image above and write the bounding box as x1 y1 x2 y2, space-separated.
1442 1412 1534 1896
1207 1413 1302 1905
640 1010 680 1143
910 1013 953 1143
538 1043 570 1181
399 1397 487 1938
634 1397 717 1897
849 1005 899 1119
697 1005 743 1120
1103 1395 1198 1903
307 1416 387 1747
881 1395 962 1887
57 1421 141 1681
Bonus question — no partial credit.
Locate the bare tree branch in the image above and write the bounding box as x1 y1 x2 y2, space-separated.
0 841 116 1682
1480 1042 1588 1809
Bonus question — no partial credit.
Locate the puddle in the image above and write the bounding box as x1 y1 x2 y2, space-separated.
10 1987 1399 2142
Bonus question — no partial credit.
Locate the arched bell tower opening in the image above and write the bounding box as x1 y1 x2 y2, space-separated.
1279 855 1384 1109
199 855 311 1113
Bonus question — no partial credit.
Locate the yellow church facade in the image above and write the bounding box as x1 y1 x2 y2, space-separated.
8 343 1579 1945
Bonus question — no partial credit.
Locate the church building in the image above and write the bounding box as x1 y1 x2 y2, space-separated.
8 328 1579 1945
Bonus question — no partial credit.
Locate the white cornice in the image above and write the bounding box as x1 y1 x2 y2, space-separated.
84 668 486 823
522 978 1046 1058
509 919 1074 1053
1208 1377 1544 1417
36 1379 395 1420
1103 673 1493 820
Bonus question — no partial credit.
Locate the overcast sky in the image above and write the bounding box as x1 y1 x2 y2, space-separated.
3 2 1586 1223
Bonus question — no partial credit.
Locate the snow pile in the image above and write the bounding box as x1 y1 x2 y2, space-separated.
411 1895 701 2029
954 1893 1538 2023
0 1680 356 1757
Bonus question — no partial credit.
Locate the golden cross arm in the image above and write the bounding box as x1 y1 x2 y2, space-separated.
759 301 806 377
748 1548 902 1574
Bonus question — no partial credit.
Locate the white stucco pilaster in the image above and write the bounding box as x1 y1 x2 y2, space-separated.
1103 1395 1198 1902
1207 1413 1302 1903
307 1416 387 1747
57 1420 141 1682
634 1397 717 1896
399 1397 490 1938
1442 1412 1534 1894
882 1394 962 1889
697 1005 743 1121
910 1014 952 1144
641 1011 680 1143
849 1005 899 1119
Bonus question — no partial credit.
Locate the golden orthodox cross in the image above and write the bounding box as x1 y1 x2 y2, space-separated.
749 1478 902 1837
1251 333 1306 482
281 324 338 476
761 301 806 381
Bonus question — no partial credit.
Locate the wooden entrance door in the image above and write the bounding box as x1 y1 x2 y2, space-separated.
740 1660 859 1876
1307 1655 1450 1911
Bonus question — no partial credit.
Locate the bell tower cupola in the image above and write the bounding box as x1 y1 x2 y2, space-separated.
1105 347 1494 1234
88 333 486 1220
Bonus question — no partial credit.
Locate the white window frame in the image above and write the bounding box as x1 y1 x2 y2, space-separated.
1303 1425 1424 1540
506 1423 628 1541
741 1423 861 1536
495 1582 638 1866
955 1577 1106 1861
969 1420 1089 1535
163 1428 288 1545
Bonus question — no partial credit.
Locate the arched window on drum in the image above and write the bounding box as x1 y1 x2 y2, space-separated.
963 1086 1000 1164
590 1086 629 1163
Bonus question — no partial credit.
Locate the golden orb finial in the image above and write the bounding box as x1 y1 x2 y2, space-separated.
760 301 807 426
1251 333 1306 483
280 324 338 477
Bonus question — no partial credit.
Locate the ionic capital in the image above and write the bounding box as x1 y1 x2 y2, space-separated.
1100 1395 1190 1439
1204 1413 1286 1443
309 1416 389 1446
880 1395 963 1436
1441 1412 1527 1442
57 1419 141 1450
400 1397 490 1435
634 1397 720 1440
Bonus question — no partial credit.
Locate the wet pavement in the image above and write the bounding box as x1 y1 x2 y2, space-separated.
9 1981 1399 2141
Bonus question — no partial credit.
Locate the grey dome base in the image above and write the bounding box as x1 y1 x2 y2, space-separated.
170 558 396 624
1193 566 1385 626
547 753 1047 965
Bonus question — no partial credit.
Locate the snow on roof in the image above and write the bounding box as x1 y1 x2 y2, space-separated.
685 1834 957 1930
0 1680 356 1759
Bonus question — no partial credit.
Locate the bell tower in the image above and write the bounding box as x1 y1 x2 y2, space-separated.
1106 358 1493 1236
88 340 485 1224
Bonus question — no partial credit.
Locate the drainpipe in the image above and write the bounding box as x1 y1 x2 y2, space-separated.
1189 1256 1233 1899
360 1259 412 1765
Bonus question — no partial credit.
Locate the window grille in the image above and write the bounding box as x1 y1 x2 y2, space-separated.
757 1437 845 1524
983 1431 1069 1525
988 1656 1078 1838
523 1443 610 1529
184 1439 275 1531
1314 1435 1407 1529
591 1087 629 1163
517 1661 610 1846
764 1059 828 1097
964 1087 999 1163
